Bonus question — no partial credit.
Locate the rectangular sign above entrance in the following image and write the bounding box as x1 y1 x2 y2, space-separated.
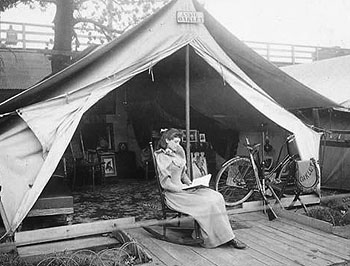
176 11 204 24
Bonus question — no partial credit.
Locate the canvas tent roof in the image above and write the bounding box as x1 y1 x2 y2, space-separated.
0 3 336 113
281 55 350 108
0 0 335 234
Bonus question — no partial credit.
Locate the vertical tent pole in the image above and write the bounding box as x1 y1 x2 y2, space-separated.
185 45 192 179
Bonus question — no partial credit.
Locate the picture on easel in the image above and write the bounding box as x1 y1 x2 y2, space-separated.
191 151 208 179
100 153 117 177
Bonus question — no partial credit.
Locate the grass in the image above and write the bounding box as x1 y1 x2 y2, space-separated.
307 192 350 226
0 240 152 266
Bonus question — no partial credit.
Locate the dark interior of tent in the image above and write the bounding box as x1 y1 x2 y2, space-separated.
72 46 247 181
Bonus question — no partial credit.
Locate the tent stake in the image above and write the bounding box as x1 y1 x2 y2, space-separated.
185 45 192 179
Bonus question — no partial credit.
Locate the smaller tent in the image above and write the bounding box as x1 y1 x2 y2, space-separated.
281 55 350 108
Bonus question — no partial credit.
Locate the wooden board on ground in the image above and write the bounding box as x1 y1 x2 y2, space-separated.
27 196 73 217
15 217 135 246
17 235 118 258
227 194 320 215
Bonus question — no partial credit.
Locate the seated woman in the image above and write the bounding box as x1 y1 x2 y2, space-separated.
154 128 246 249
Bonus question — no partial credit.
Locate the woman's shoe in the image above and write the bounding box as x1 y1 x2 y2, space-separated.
230 238 247 249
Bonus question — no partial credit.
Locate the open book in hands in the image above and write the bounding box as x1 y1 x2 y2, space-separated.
182 174 212 190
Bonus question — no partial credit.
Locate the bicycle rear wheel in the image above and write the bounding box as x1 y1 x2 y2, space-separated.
215 156 255 206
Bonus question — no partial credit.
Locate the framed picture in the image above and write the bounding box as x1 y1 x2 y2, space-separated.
181 130 198 143
189 130 198 143
199 133 206 143
100 153 117 177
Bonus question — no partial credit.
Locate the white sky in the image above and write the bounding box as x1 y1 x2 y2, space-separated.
1 0 350 48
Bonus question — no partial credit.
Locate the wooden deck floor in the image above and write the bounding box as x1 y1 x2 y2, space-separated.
127 211 350 266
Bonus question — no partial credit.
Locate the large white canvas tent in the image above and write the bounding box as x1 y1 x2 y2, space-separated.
0 0 337 234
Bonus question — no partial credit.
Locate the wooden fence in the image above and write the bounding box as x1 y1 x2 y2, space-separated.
1 20 349 65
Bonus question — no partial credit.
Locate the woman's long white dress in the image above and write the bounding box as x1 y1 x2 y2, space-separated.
155 146 235 248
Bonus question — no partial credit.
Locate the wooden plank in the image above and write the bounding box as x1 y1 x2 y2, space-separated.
189 246 243 266
27 207 73 217
275 208 333 233
239 226 328 266
128 228 183 266
30 196 73 210
191 243 268 266
223 241 281 266
237 211 350 249
267 218 350 258
149 238 215 266
234 213 335 265
222 247 269 266
15 217 135 246
255 216 350 259
17 235 118 258
250 219 344 263
247 220 344 265
235 231 297 265
333 224 350 239
277 215 350 246
230 211 267 221
227 194 319 215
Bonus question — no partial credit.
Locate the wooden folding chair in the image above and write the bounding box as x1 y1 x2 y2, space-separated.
70 132 104 191
143 142 203 246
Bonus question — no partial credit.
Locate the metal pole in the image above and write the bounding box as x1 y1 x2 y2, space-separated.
185 45 192 179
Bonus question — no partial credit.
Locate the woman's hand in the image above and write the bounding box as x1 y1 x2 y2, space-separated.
182 174 192 186
183 179 192 186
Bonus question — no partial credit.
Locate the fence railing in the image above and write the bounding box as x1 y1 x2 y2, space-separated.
1 20 349 65
0 20 105 52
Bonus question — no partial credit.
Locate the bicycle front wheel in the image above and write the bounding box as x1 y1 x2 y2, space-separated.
215 156 255 206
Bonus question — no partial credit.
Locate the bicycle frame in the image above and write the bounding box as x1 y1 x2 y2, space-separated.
214 134 299 210
245 137 278 220
254 135 299 185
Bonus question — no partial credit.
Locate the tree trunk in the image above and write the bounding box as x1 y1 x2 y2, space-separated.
51 0 74 73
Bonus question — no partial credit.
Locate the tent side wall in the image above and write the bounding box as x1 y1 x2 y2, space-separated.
296 108 350 190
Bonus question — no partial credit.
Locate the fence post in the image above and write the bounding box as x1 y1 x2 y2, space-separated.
21 23 26 49
291 45 295 64
266 43 270 61
314 47 319 61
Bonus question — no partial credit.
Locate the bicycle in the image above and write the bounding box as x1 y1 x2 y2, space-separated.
215 134 299 211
